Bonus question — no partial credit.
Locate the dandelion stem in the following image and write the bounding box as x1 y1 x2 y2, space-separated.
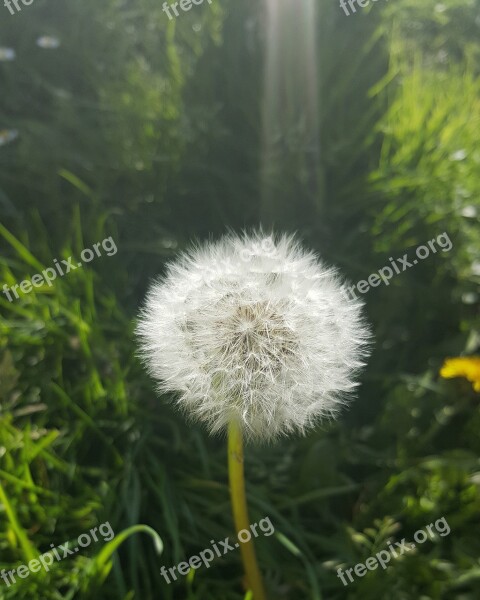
228 419 268 600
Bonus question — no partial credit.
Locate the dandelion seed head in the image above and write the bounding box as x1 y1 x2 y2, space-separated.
136 232 371 441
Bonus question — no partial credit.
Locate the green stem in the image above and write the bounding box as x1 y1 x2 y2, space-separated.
228 420 268 600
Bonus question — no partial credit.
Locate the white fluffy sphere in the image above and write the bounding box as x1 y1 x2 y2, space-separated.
136 232 371 441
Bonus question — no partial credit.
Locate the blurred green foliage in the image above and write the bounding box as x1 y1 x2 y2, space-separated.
1 0 480 598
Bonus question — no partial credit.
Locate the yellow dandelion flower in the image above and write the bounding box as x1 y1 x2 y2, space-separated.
440 356 480 392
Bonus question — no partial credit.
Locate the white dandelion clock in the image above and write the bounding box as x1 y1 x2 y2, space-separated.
136 231 371 600
136 232 371 441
